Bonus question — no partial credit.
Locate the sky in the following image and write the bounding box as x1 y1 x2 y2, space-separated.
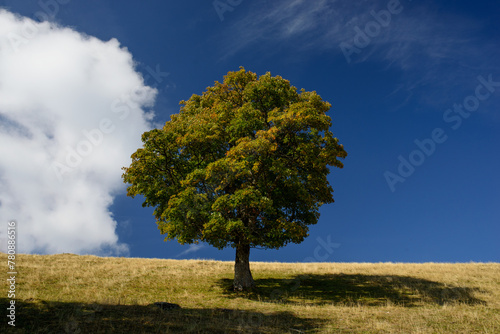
0 0 498 263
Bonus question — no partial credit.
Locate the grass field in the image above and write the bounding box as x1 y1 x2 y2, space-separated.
1 253 499 333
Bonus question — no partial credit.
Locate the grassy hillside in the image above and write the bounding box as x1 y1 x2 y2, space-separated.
1 253 499 333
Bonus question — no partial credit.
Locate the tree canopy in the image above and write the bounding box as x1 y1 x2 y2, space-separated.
122 67 347 289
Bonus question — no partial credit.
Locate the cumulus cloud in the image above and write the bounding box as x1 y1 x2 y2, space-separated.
0 9 156 255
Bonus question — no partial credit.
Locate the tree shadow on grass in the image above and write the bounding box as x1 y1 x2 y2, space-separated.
217 274 487 307
1 298 323 334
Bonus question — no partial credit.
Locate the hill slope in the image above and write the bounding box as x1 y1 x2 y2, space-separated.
1 253 499 333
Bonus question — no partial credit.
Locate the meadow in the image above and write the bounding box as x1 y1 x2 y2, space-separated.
1 253 499 333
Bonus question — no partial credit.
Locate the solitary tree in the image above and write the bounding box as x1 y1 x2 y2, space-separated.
122 68 347 290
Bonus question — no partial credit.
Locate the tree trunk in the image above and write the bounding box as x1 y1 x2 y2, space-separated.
233 242 254 291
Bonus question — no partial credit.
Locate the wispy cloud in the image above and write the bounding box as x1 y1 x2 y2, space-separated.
217 0 341 59
176 243 205 258
218 0 499 108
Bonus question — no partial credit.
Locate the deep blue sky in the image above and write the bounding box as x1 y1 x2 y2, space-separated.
2 0 499 262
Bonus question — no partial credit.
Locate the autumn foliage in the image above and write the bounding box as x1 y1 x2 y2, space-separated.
122 68 347 289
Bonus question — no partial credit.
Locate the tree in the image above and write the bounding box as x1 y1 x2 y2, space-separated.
122 67 347 290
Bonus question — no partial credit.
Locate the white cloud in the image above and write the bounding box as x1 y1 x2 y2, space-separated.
218 0 499 107
176 244 205 258
0 9 156 255
217 0 359 59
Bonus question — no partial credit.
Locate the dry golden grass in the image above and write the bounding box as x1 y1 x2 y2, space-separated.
1 253 499 333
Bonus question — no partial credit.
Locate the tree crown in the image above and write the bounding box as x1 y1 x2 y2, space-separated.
122 67 347 250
